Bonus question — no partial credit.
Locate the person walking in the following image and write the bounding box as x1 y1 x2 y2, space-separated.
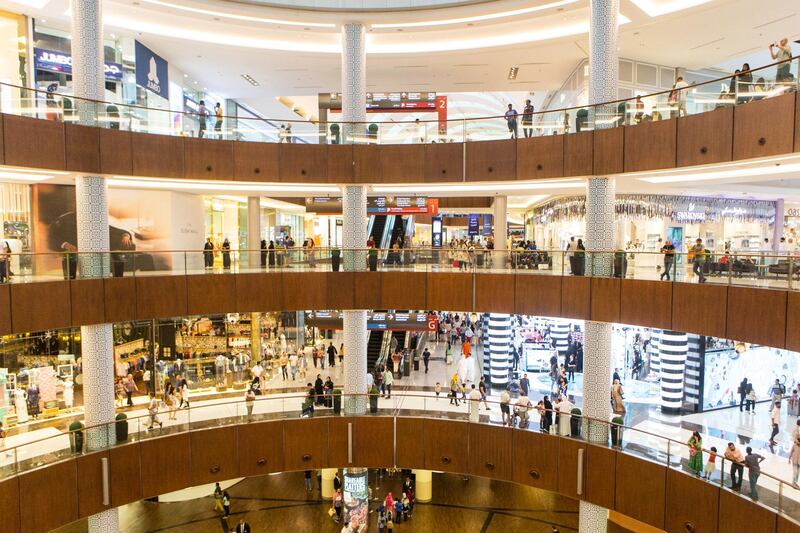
422 347 431 373
611 379 626 415
790 430 800 488
234 518 251 533
687 431 703 476
304 470 313 492
245 388 255 418
123 373 137 406
449 374 460 407
500 386 511 426
520 373 530 397
703 446 717 481
213 482 224 513
384 368 394 399
725 442 745 491
660 238 675 280
146 393 163 430
222 490 231 517
691 238 706 283
479 376 491 410
214 102 224 139
744 447 765 500
468 384 481 422
770 401 782 445
327 342 338 368
203 237 214 268
222 238 232 270
542 395 553 433
197 100 209 138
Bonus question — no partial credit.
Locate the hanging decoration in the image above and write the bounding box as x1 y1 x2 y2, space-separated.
531 194 775 225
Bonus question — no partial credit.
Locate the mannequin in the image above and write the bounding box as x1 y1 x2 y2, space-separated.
62 381 74 409
14 388 28 423
26 384 40 419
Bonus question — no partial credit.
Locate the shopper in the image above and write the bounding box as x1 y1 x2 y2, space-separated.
222 238 232 269
245 388 255 418
478 376 490 410
214 102 223 138
234 518 251 533
332 489 343 522
468 384 481 422
327 342 338 368
339 343 344 364
222 490 231 517
724 442 745 491
384 368 393 399
197 100 209 138
687 431 703 476
213 482 224 513
522 99 534 138
280 353 289 380
691 238 706 283
769 38 793 81
790 430 800 488
739 377 749 412
203 237 214 268
703 446 717 481
660 238 675 280
744 447 765 500
504 103 518 139
542 396 553 432
146 393 163 430
123 373 137 406
770 401 782 445
449 374 460 406
611 379 626 415
422 347 431 373
304 469 313 492
520 373 530 397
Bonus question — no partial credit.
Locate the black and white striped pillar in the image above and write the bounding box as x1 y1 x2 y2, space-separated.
658 330 689 414
481 313 491 382
648 329 661 376
488 313 512 389
551 320 571 355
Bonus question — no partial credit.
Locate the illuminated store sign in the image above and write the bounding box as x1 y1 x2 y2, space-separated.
305 196 438 215
34 48 123 82
135 40 169 98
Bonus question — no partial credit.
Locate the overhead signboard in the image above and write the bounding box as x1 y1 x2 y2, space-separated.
305 196 438 215
34 48 123 82
306 311 434 331
320 91 437 112
135 40 169 98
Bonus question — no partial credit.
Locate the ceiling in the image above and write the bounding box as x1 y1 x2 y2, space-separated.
4 0 797 117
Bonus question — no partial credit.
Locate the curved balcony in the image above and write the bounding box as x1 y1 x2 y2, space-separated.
0 58 797 182
0 394 797 533
0 248 796 349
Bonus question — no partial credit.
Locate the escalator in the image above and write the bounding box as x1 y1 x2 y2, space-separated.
390 216 406 248
367 330 386 372
390 331 407 355
368 216 388 247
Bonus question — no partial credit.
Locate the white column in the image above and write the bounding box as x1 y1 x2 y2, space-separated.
492 196 508 251
342 185 368 414
321 468 337 500
70 0 103 125
581 4 619 530
75 178 118 532
341 23 366 143
413 469 432 502
248 196 261 269
774 199 785 251
488 314 511 389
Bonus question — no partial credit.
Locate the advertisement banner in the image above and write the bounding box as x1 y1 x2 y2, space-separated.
306 196 438 215
343 470 369 531
468 213 480 236
432 215 442 248
482 214 493 236
436 95 448 135
34 48 123 82
306 311 430 330
135 40 169 98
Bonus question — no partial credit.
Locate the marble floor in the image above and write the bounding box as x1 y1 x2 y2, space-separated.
53 471 579 533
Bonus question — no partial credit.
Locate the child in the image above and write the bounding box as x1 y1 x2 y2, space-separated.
147 393 163 430
460 382 467 401
704 446 717 480
394 499 403 523
386 517 394 533
434 382 441 399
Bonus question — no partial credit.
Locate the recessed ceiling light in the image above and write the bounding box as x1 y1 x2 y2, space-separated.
241 74 260 86
508 66 519 80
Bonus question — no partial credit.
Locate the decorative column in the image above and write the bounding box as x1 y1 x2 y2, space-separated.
247 196 261 270
76 176 119 533
658 330 688 414
492 196 508 251
341 23 366 143
250 313 261 363
581 1 619 531
321 468 337 500
342 185 368 414
413 470 432 502
70 0 103 125
488 314 511 389
774 199 785 251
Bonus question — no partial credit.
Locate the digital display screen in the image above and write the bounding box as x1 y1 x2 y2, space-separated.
321 91 437 111
306 196 438 215
306 311 434 331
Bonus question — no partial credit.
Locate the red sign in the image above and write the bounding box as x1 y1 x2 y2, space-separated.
427 317 438 332
427 198 439 215
436 95 448 135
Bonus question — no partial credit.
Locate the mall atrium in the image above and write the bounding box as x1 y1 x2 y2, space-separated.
0 0 796 531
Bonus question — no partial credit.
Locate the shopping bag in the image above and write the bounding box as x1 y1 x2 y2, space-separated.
328 507 335 518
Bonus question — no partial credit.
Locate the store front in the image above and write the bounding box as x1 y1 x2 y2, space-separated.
529 195 776 256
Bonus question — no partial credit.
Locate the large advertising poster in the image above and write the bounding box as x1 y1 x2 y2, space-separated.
342 469 368 531
32 184 204 272
702 345 800 410
135 40 169 98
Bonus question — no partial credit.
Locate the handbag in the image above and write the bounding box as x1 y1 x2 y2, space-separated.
328 508 335 517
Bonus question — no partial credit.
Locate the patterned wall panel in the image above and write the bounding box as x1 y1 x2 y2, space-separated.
75 175 110 277
87 509 119 533
579 500 609 533
585 177 616 276
342 185 367 271
589 0 619 122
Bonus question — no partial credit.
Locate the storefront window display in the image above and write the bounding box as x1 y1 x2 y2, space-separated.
529 195 775 254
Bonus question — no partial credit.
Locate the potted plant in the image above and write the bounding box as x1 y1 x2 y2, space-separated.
69 421 84 453
332 389 342 414
611 416 624 446
570 408 582 437
369 385 379 414
115 412 128 442
331 248 341 272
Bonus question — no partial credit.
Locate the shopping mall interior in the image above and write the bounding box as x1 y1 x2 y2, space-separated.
0 0 798 531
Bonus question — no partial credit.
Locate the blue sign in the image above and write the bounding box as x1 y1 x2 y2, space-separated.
135 40 168 98
468 214 480 236
483 214 493 237
34 48 123 82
